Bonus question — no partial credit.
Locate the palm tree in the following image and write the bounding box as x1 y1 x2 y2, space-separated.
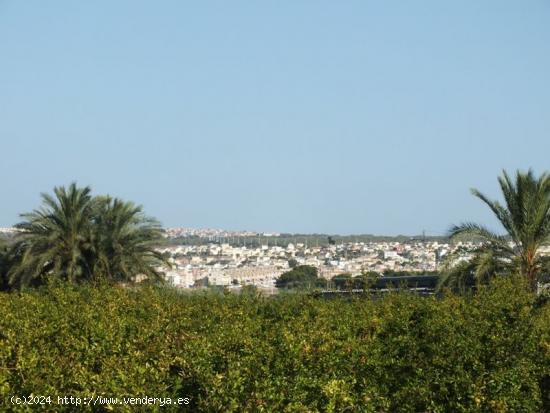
8 183 168 288
9 183 95 287
439 169 550 291
91 196 168 283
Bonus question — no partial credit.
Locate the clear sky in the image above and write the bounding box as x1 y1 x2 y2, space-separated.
1 1 549 235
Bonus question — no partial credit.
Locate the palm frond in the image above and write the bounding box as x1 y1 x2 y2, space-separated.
447 169 550 292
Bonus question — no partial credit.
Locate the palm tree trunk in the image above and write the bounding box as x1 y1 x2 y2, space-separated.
524 250 538 292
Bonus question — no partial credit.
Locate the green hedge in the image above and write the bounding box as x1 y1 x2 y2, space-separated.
0 278 549 412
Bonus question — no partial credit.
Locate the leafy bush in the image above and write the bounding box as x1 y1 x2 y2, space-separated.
0 277 548 412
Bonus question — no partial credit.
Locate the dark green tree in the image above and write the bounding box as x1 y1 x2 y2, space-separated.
275 265 321 289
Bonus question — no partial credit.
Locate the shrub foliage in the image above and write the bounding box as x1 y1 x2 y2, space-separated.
0 277 549 412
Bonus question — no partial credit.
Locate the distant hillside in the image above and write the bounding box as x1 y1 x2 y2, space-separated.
164 233 449 247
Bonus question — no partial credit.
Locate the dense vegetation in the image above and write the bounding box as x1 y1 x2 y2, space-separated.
0 277 549 412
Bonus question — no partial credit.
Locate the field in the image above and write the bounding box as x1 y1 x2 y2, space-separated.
1 278 549 412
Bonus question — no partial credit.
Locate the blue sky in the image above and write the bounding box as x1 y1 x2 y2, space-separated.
1 1 549 235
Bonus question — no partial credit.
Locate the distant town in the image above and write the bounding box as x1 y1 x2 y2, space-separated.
4 226 548 292
158 227 473 290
